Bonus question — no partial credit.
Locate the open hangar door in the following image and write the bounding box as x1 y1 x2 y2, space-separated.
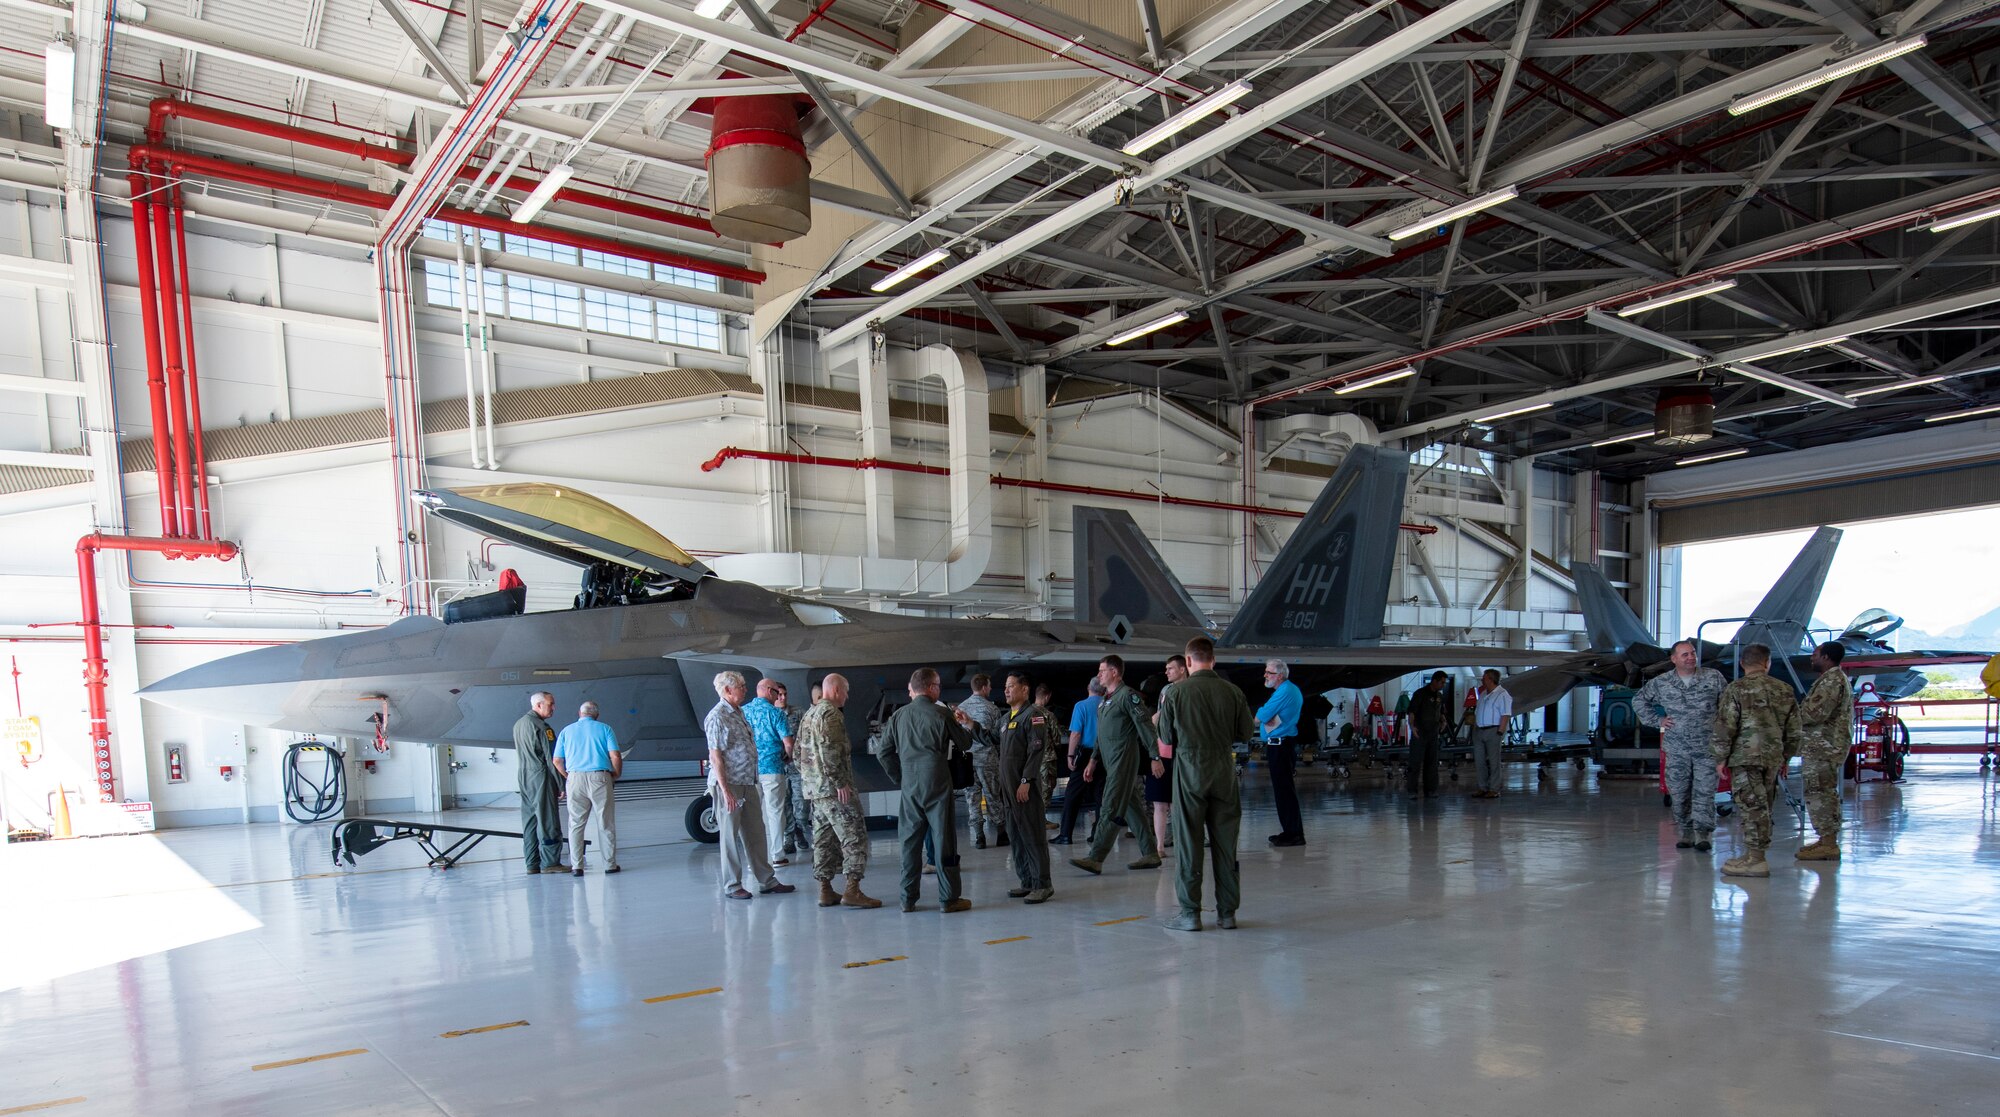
1644 423 2000 548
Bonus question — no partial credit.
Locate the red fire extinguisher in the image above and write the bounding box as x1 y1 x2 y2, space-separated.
167 745 185 783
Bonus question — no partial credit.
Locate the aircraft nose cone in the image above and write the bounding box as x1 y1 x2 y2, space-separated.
140 641 316 727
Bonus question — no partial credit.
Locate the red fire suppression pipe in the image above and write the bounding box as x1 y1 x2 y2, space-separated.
76 534 238 802
124 162 182 541
127 145 765 285
148 182 197 538
169 197 212 538
144 98 720 239
697 446 1438 532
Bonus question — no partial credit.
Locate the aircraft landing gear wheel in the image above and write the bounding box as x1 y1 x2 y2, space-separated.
686 795 721 843
1573 757 1587 771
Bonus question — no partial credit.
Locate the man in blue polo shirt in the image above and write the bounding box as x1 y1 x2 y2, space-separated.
1053 679 1104 845
552 700 624 876
742 678 797 866
1258 660 1306 847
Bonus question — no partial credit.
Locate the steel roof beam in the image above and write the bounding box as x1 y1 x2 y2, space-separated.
821 0 1509 352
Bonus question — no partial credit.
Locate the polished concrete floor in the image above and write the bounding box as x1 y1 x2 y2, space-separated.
5 758 1999 1116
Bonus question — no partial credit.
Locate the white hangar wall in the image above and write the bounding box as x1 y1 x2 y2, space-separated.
0 188 1618 828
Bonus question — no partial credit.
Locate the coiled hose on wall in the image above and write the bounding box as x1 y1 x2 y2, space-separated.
283 741 346 823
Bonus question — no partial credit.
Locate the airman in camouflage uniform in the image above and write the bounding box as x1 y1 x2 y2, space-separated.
956 675 1007 849
795 673 881 909
1796 643 1853 862
1712 644 1801 878
1634 639 1729 850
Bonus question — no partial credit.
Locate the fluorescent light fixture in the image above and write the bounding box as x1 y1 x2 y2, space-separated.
1923 402 2000 423
1334 366 1416 395
43 39 75 132
1744 333 1850 361
1924 200 2000 234
1677 447 1748 466
1726 364 1858 409
1387 186 1519 241
510 163 574 224
1121 81 1252 156
1728 36 1927 116
1590 430 1654 447
1474 401 1552 423
871 247 951 292
1614 279 1737 318
1848 374 1949 398
1106 310 1190 346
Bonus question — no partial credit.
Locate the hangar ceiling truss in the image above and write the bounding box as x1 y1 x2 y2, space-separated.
1 0 1998 477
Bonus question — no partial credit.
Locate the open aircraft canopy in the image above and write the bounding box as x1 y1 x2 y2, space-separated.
413 484 712 584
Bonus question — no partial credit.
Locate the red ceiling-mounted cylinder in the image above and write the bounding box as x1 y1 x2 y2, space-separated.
1654 388 1715 447
706 94 812 244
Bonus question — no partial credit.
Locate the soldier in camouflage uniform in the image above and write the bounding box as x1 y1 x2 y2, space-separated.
1712 644 1801 878
956 674 1007 849
795 673 881 909
1634 639 1729 851
1034 683 1059 810
780 684 814 857
1796 643 1852 862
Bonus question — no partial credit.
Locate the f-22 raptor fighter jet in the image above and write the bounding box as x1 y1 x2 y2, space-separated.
143 446 1564 839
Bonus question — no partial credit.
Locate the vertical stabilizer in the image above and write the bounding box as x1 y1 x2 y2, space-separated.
1575 562 1654 651
1071 507 1209 629
1731 526 1842 654
1219 444 1410 648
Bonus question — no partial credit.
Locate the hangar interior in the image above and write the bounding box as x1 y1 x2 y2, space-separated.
2 0 1998 1113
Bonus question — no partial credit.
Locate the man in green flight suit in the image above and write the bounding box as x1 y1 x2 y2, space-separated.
1796 642 1853 862
878 667 974 913
512 691 566 874
1068 654 1163 876
989 670 1056 904
1712 643 1801 879
1156 637 1258 931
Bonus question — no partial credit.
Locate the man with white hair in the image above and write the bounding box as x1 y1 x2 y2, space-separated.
1257 659 1306 847
552 699 624 876
706 671 797 900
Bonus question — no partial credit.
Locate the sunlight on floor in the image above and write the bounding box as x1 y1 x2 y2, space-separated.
0 836 262 992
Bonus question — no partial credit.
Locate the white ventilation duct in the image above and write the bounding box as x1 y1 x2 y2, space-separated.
1258 412 1378 466
710 344 992 597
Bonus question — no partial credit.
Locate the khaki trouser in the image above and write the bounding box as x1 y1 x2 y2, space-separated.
565 770 617 869
717 781 778 893
758 772 792 861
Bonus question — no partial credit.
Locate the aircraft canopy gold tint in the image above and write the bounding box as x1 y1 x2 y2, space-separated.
414 484 711 582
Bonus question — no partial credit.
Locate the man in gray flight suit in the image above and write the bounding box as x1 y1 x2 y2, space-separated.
879 667 974 913
1796 642 1853 862
989 671 1055 903
1069 654 1163 875
1634 639 1730 850
512 691 566 873
1156 637 1258 931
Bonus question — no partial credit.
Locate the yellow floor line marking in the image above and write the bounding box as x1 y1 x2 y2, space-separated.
984 935 1031 945
643 986 723 1004
251 1048 369 1072
0 1099 87 1115
440 1020 529 1038
1093 915 1146 926
842 955 907 969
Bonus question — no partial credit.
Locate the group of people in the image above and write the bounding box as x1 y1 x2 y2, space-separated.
699 637 1257 931
511 635 1847 916
1635 639 1852 876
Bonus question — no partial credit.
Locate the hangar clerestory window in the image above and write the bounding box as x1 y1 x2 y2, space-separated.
418 221 722 351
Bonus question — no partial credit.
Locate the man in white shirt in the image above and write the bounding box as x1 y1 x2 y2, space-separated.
1471 669 1513 799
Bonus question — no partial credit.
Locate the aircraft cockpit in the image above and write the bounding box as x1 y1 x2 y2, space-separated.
413 484 711 621
1842 608 1905 644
